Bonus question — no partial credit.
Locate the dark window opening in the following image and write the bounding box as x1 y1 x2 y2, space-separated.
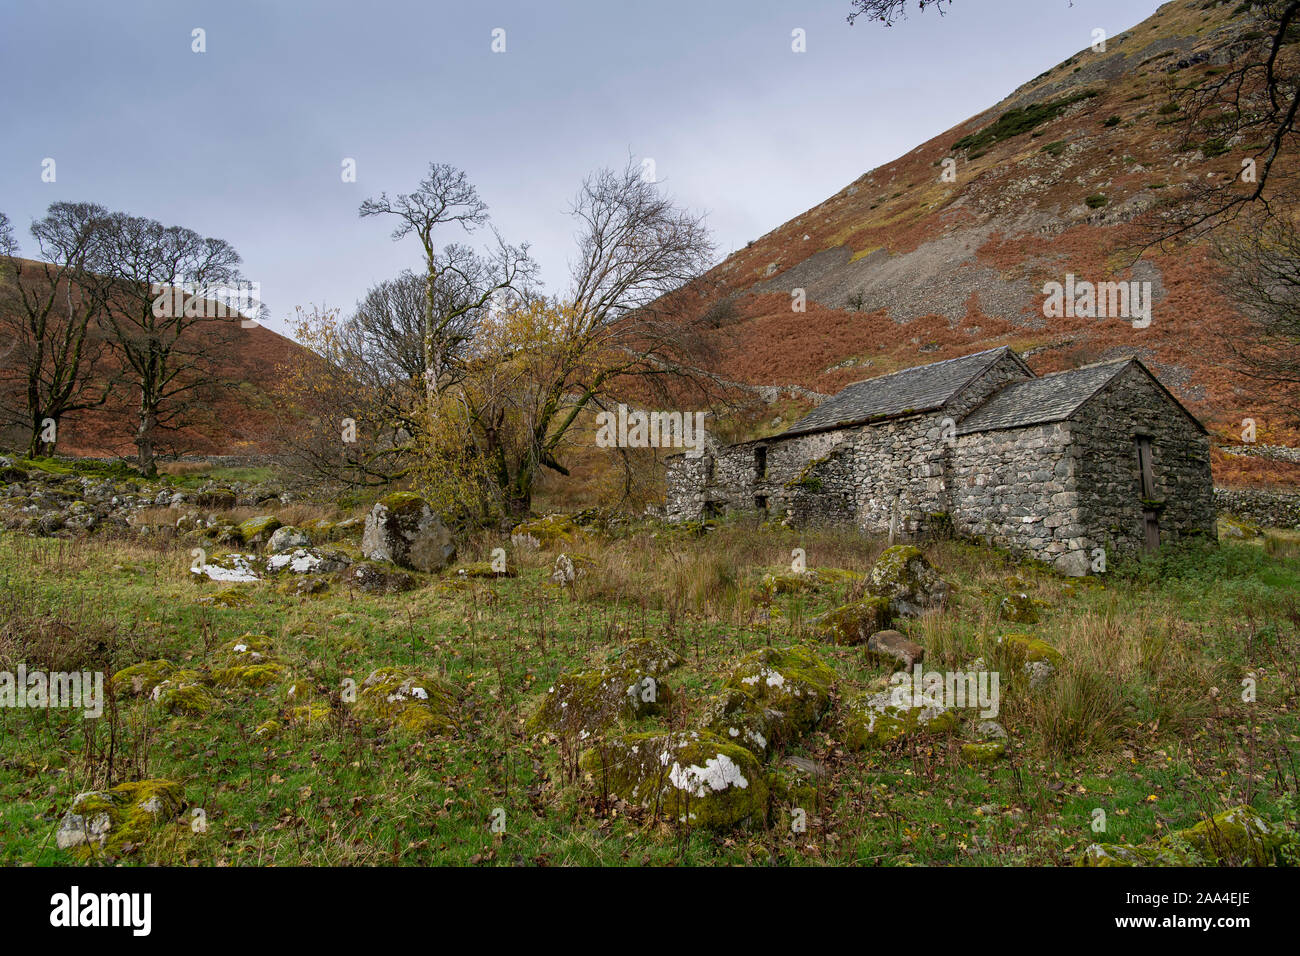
755 446 768 480
702 501 721 519
1135 435 1159 552
755 495 769 513
703 456 715 483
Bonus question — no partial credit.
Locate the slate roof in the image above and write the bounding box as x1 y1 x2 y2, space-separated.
781 347 1019 438
957 360 1131 434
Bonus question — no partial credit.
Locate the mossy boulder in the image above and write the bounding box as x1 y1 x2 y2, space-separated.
343 560 418 595
110 659 176 697
195 487 236 510
209 634 287 689
580 730 767 829
703 688 783 759
237 515 281 546
865 629 925 669
527 666 668 737
841 686 960 750
960 740 1007 765
757 569 816 598
152 672 218 716
190 552 261 583
705 645 835 757
267 525 312 554
1079 806 1290 867
866 545 950 617
813 597 892 646
998 592 1042 624
510 513 580 550
55 779 185 858
997 633 1062 688
362 493 456 572
608 638 683 676
453 561 518 580
356 668 458 734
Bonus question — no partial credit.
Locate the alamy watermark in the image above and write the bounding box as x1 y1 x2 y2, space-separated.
594 404 706 458
890 664 1000 719
0 665 104 718
151 280 264 327
1042 274 1151 329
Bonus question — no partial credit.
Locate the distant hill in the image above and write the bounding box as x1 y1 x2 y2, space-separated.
0 257 311 460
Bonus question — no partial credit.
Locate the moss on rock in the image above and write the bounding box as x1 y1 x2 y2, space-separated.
607 638 683 676
510 513 580 550
527 665 669 737
237 515 281 545
110 659 176 697
580 730 768 829
841 686 960 750
1079 805 1290 867
56 778 185 858
704 645 835 758
356 668 458 734
866 545 950 617
813 597 892 646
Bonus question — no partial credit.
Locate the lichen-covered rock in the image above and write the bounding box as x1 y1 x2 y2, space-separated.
580 730 767 829
865 629 925 669
703 688 782 759
1079 806 1289 867
998 592 1043 624
841 686 960 750
56 779 184 858
866 545 950 617
237 515 282 546
343 560 417 595
813 597 892 646
705 645 835 758
510 513 579 550
265 547 351 575
151 671 217 716
190 552 261 583
362 493 456 572
267 525 312 554
209 635 287 689
356 668 458 734
997 633 1062 688
110 659 176 697
608 638 683 677
527 666 668 738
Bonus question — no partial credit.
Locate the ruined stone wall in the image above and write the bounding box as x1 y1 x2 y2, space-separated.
949 422 1084 573
663 430 854 522
1069 364 1215 560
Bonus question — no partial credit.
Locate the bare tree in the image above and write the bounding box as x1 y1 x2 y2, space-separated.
359 163 534 410
1216 211 1300 421
0 212 15 258
460 158 718 518
847 0 954 26
0 202 114 456
95 212 244 475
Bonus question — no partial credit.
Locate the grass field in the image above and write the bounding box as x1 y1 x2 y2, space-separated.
1 507 1297 866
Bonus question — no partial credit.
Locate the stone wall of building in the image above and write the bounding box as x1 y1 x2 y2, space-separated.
949 422 1084 573
1069 364 1215 559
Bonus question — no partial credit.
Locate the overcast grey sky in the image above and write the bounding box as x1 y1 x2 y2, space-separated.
0 0 1164 337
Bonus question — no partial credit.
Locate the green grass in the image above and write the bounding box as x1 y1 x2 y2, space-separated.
0 517 1297 867
952 90 1100 154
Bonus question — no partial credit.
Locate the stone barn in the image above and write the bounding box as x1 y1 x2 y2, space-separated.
664 346 1214 575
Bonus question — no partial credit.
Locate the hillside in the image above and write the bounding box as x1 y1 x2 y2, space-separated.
0 257 311 460
684 0 1298 488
